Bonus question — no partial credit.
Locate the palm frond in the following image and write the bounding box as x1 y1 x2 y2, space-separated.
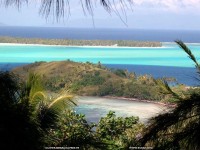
37 102 58 129
140 93 200 149
36 94 76 130
3 0 133 21
155 78 182 100
4 0 27 8
48 94 76 111
21 73 44 100
175 40 200 72
30 91 47 109
0 71 43 150
139 41 200 149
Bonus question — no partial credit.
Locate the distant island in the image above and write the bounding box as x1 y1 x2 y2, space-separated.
0 36 162 47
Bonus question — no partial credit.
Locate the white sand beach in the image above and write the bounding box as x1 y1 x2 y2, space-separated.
76 96 169 123
0 42 164 49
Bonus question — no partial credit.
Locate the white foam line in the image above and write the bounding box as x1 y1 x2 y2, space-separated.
0 42 165 49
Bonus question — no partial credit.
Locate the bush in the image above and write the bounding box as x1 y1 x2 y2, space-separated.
124 82 164 100
113 69 127 78
97 82 114 96
96 111 144 149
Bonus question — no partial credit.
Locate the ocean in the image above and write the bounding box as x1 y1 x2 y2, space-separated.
1 26 200 42
0 26 200 86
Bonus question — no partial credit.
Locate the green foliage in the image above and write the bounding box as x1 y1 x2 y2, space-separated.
140 92 200 150
45 110 104 149
43 110 144 149
124 82 164 100
80 73 105 86
176 40 200 69
44 76 66 91
112 69 127 78
140 41 200 150
71 73 105 92
0 72 75 150
0 71 42 150
97 111 139 139
97 81 124 96
96 78 166 100
97 81 115 96
96 111 144 149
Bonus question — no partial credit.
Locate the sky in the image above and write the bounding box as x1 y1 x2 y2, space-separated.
0 0 200 30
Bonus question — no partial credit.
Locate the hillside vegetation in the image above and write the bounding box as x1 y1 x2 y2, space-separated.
12 61 184 102
0 36 162 47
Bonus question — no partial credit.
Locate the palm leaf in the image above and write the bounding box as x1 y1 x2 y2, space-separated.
4 0 133 21
27 73 44 99
48 94 76 112
37 94 76 130
30 91 47 113
155 78 182 100
175 40 200 73
139 41 200 149
36 102 58 129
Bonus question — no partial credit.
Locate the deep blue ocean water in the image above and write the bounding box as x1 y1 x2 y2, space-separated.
1 26 200 42
1 27 200 86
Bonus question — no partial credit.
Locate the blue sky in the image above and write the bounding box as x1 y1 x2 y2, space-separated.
0 0 200 30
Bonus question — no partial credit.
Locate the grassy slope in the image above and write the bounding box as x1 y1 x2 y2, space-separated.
13 61 127 95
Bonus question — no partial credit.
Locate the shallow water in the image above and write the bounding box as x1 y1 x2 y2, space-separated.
0 43 200 67
75 96 167 123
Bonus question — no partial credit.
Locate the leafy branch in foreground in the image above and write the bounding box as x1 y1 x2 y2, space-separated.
96 111 144 149
3 0 133 21
44 110 106 149
138 41 200 150
175 40 200 72
0 72 76 149
155 78 183 101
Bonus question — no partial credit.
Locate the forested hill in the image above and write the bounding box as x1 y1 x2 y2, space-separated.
12 60 179 102
0 36 162 47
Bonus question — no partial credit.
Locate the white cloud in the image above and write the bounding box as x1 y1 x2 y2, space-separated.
133 0 200 12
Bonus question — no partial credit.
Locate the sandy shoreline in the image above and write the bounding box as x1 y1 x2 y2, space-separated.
0 42 164 49
103 96 177 108
77 96 170 123
1 42 200 48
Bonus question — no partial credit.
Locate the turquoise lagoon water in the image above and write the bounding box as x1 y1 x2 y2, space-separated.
0 43 200 67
